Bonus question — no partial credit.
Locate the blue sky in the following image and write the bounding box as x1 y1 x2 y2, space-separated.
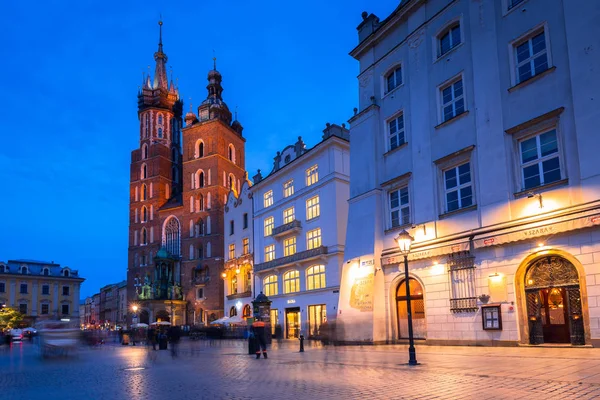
1 0 398 298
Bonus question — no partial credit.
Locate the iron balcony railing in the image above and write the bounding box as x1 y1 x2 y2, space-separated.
271 220 302 238
254 246 328 272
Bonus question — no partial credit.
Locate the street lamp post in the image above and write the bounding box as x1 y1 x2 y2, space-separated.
395 230 418 366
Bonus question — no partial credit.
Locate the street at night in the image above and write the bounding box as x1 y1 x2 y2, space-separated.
3 340 600 399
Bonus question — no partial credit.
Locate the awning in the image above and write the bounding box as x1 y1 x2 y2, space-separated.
381 239 470 266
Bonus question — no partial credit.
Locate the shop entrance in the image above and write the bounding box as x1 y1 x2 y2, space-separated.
285 307 301 339
525 256 584 345
396 278 426 339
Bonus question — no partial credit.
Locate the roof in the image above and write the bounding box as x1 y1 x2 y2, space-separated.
8 259 60 266
159 191 183 211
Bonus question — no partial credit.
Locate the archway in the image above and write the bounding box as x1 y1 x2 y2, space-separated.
396 278 426 339
155 309 170 323
139 310 150 325
515 249 590 345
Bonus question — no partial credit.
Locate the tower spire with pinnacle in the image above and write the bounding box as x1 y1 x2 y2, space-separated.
153 19 168 90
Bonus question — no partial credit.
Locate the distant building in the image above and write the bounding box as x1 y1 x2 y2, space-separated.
91 293 100 328
116 281 128 328
0 259 84 325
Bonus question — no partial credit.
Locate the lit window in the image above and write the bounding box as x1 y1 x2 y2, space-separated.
385 66 402 93
307 228 322 250
306 165 319 186
265 245 275 262
242 238 249 255
438 24 461 56
444 162 473 212
388 113 405 151
515 30 548 84
284 237 297 257
283 270 300 294
306 196 320 220
231 275 238 295
283 207 295 224
229 244 235 260
264 275 278 296
283 180 294 198
264 217 274 237
264 190 273 208
441 78 465 122
520 129 561 190
306 265 326 290
389 187 410 228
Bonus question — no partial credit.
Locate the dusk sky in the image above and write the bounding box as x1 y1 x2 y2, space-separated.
1 0 398 299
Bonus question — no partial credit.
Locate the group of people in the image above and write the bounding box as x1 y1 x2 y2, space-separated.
146 325 181 357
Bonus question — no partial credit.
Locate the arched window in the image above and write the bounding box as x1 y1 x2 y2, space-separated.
306 265 326 290
189 196 194 213
158 115 163 125
438 22 461 57
189 244 194 260
206 241 211 258
141 206 148 222
189 219 194 237
264 275 278 296
141 164 147 180
396 278 425 339
228 144 235 163
0 264 4 273
141 184 147 201
20 266 28 274
163 217 181 256
145 113 150 138
196 140 204 158
196 218 204 236
197 244 204 259
165 183 170 199
42 267 49 276
230 306 237 317
231 275 238 295
207 192 212 209
206 216 211 234
196 194 204 211
63 270 70 277
142 144 148 160
141 228 147 245
243 304 251 318
158 127 163 138
283 271 300 294
228 174 235 192
198 171 205 188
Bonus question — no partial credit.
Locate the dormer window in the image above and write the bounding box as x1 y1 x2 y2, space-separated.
63 270 70 277
438 23 461 57
43 268 50 276
20 266 28 274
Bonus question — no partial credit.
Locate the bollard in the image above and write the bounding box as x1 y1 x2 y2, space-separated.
299 334 305 352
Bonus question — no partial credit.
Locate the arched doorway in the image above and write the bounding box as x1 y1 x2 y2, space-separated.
524 256 585 345
139 310 150 325
156 309 170 323
396 278 426 339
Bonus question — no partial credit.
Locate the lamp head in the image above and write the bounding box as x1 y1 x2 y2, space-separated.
395 230 414 256
132 305 138 312
527 192 535 199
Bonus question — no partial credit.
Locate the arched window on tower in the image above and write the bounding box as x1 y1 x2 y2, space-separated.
141 184 147 201
165 183 170 199
197 194 204 211
141 164 147 180
197 244 204 259
163 217 181 256
206 241 212 258
195 140 204 159
197 171 205 188
141 228 147 245
158 115 163 125
142 144 148 160
158 127 163 138
141 206 148 223
189 219 194 237
145 113 149 138
228 144 235 164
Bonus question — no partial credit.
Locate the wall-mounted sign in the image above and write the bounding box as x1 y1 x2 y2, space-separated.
349 273 374 312
287 299 296 304
482 305 502 330
360 259 374 267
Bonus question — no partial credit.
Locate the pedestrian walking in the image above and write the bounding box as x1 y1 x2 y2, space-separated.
252 319 267 359
168 326 181 358
147 327 157 350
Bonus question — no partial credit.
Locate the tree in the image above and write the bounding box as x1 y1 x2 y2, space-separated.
0 306 24 330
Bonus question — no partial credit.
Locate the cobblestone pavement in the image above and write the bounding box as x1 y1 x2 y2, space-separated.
3 339 600 399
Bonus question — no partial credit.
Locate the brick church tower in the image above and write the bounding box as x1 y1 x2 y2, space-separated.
127 21 246 326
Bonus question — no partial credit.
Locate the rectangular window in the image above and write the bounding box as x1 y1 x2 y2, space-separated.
515 30 548 84
242 238 249 255
283 207 295 224
284 271 300 294
42 285 50 295
307 228 322 250
264 276 278 297
448 252 477 313
444 162 473 213
508 0 525 9
520 129 561 190
229 244 235 260
230 220 234 236
389 187 410 228
284 237 297 257
41 303 49 315
20 283 27 294
196 288 204 300
306 196 320 220
62 286 70 296
62 304 69 315
283 180 294 198
307 304 327 338
243 213 248 230
441 78 465 122
264 217 274 237
265 245 275 262
306 165 319 186
388 114 405 151
263 190 273 208
307 265 326 291
19 304 27 315
439 24 461 56
0 282 4 293
386 66 402 93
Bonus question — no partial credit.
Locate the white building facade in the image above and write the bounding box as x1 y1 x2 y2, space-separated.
252 125 350 339
223 181 255 320
337 0 600 346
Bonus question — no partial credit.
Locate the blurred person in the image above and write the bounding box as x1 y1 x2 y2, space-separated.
168 325 181 358
252 319 267 359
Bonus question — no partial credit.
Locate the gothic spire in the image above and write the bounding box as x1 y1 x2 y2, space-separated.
153 19 168 90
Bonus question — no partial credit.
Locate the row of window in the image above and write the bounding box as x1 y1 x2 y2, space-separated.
134 183 171 202
141 111 177 142
229 213 249 235
263 195 320 237
139 162 179 183
0 282 71 296
0 265 71 277
192 140 238 165
386 127 562 228
263 164 319 208
262 265 327 296
264 228 322 262
17 303 70 316
228 270 252 295
228 238 250 260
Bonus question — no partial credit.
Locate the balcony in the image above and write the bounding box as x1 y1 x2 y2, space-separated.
192 276 211 286
226 290 252 300
271 220 302 238
254 245 328 272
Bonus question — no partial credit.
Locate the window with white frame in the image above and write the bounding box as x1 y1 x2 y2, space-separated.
229 243 235 260
519 129 561 190
438 23 461 57
264 217 274 236
284 237 296 257
387 113 405 151
444 162 473 213
264 190 273 208
385 65 402 93
306 265 326 290
440 78 465 122
263 275 278 296
389 187 410 228
306 196 320 220
230 275 238 295
306 165 319 186
283 180 294 198
264 245 275 262
514 29 549 84
42 284 50 295
283 207 295 224
242 238 249 255
307 228 322 250
283 270 300 294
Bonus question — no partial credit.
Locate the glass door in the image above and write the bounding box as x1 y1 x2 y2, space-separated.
285 308 300 338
